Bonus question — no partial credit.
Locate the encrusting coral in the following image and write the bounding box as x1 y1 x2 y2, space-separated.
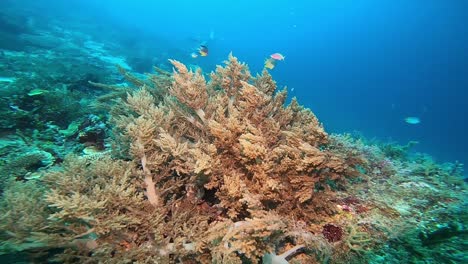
0 54 465 263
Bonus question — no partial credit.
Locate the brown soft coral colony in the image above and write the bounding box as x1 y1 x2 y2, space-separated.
40 54 364 263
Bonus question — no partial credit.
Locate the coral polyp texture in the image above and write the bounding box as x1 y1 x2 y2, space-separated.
0 55 466 264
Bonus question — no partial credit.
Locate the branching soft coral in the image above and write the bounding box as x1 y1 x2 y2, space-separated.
110 54 364 262
0 180 51 254
206 211 289 262
0 54 464 264
0 55 367 263
169 59 208 123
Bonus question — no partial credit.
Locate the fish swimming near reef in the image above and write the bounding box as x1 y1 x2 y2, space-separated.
190 45 209 58
0 77 16 83
404 117 421 124
270 53 285 61
8 102 26 112
264 53 285 69
27 88 49 96
264 57 277 69
198 45 209 56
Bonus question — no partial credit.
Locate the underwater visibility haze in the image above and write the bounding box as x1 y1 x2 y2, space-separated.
0 0 466 263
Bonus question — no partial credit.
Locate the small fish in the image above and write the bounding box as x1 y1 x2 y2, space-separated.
198 45 208 56
264 58 276 69
190 44 209 58
404 117 421 124
270 53 285 61
27 88 49 96
8 103 26 112
0 77 16 83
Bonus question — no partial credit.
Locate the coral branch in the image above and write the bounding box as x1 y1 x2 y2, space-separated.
141 154 160 207
169 59 208 123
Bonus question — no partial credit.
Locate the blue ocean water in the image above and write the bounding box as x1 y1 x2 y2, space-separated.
26 0 465 170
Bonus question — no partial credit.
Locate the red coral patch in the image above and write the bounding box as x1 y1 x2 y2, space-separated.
322 223 343 242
